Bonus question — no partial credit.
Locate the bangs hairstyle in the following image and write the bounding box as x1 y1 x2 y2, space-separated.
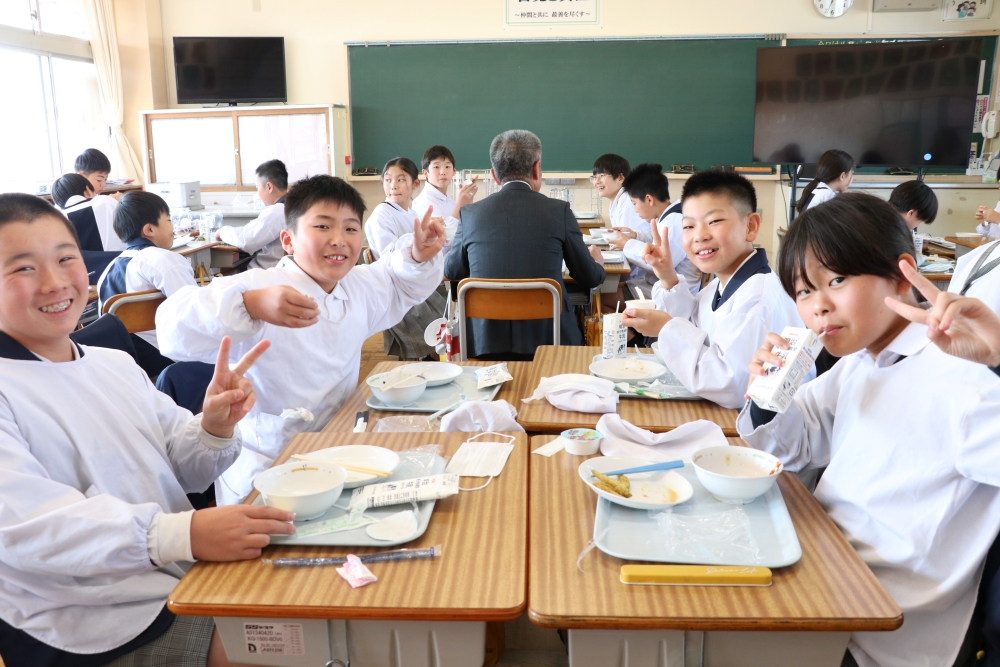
422 145 456 171
681 168 757 218
52 173 93 208
283 175 367 232
778 193 914 296
592 154 631 180
382 157 419 182
622 163 669 202
74 148 111 174
889 180 938 225
0 193 80 246
114 191 170 243
255 159 288 191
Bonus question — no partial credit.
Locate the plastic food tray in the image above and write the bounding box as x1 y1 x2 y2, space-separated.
591 353 699 400
592 464 802 568
255 454 447 547
365 367 503 413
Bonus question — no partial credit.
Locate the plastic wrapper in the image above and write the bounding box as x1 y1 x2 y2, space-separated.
349 473 458 510
374 415 439 432
651 505 762 565
475 363 513 389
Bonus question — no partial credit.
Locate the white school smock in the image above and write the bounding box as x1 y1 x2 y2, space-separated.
651 248 805 409
413 183 459 228
96 243 196 349
948 240 1000 314
623 200 701 297
803 182 836 211
365 200 418 259
63 194 124 251
218 201 286 270
156 237 444 504
736 322 1000 667
610 187 652 243
0 339 239 654
977 202 1000 238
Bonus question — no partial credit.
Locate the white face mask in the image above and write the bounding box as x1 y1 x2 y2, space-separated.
445 432 516 491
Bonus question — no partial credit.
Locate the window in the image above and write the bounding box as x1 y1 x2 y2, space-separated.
0 0 105 194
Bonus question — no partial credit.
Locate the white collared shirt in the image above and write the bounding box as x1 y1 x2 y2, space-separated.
364 200 418 259
413 183 458 228
977 202 1000 238
156 238 444 504
623 201 701 296
804 182 836 211
610 188 651 242
651 251 803 408
218 202 286 270
948 240 1000 314
737 322 1000 667
63 194 124 251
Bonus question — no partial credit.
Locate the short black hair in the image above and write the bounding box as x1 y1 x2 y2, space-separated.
0 193 79 246
778 193 915 296
284 175 367 232
623 163 670 202
382 157 419 182
113 191 169 243
255 159 288 191
422 146 456 172
681 168 757 218
592 154 631 180
52 173 93 208
74 148 111 174
889 180 938 225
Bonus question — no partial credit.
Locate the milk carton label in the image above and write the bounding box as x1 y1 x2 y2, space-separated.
602 313 627 359
747 327 823 413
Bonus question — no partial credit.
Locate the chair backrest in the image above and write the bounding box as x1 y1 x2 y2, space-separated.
456 278 562 361
362 247 376 265
101 289 166 334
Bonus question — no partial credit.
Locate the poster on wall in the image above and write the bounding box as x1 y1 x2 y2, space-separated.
974 95 990 133
505 0 601 27
942 0 991 20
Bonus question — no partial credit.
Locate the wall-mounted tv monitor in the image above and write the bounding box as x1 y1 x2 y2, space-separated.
753 39 983 168
173 36 286 104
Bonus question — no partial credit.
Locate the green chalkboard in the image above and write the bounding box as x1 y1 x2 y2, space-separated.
347 39 769 173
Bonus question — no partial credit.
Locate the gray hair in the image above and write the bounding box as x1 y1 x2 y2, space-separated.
489 130 542 183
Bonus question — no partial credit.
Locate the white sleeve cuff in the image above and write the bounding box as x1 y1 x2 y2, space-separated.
218 226 240 248
147 510 195 566
198 423 238 451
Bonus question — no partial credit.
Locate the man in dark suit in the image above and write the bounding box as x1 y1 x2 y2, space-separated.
444 129 606 359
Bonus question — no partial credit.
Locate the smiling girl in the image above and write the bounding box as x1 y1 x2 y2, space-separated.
365 157 430 260
740 193 1000 667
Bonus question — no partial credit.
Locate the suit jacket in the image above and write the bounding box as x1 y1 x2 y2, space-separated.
444 181 606 357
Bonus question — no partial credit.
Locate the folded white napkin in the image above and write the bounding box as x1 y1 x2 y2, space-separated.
523 374 618 414
596 415 728 462
440 400 524 432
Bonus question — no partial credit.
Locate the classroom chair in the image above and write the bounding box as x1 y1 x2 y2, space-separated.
101 289 173 378
456 278 561 361
71 313 138 363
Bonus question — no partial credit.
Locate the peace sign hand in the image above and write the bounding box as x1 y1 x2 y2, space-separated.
200 336 271 439
411 206 445 263
644 221 679 289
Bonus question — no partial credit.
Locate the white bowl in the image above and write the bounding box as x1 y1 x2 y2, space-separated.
366 372 428 407
690 446 783 505
604 231 622 242
590 357 667 383
589 228 606 239
601 251 624 263
651 341 664 365
405 362 463 387
578 456 693 510
303 445 401 489
625 299 656 311
253 460 347 520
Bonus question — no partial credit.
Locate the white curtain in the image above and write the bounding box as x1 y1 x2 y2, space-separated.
84 0 144 182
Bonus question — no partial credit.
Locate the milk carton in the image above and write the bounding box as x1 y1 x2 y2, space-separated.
747 327 823 413
602 313 627 359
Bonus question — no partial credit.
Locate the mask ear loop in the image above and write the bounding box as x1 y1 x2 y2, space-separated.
458 476 493 492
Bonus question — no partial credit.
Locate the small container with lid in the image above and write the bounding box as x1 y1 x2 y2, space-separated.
561 428 604 456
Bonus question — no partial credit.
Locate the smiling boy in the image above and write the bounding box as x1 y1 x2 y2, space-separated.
412 145 478 231
157 175 446 504
622 169 804 409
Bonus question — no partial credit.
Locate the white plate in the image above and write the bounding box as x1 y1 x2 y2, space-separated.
301 445 401 489
573 210 599 219
579 456 693 510
405 362 463 387
590 357 667 383
601 251 624 263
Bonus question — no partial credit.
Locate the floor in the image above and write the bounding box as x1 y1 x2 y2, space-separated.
498 613 569 667
358 332 398 385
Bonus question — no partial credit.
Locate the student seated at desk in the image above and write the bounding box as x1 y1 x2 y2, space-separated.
594 153 650 250
621 169 805 409
740 193 1000 667
215 159 288 269
157 175 446 505
975 182 1000 239
0 193 291 667
620 162 701 297
51 172 124 252
412 144 478 235
795 149 854 214
75 147 119 199
365 157 428 259
889 180 938 266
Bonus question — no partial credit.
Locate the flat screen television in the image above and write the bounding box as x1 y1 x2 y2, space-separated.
173 37 286 104
753 39 983 168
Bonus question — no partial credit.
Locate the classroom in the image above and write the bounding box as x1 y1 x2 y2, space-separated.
2 1 1000 666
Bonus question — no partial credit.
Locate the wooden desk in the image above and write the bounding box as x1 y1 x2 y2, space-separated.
564 260 631 282
324 360 535 433
923 241 956 260
171 431 526 620
528 434 901 667
518 346 739 436
947 235 992 260
577 219 604 229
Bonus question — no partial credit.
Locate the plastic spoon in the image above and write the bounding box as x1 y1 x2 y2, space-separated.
600 460 685 476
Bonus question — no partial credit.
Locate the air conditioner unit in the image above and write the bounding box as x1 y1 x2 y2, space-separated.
873 0 940 10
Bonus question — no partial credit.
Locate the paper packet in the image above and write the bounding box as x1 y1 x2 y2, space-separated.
349 473 459 510
475 363 512 389
747 327 823 413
